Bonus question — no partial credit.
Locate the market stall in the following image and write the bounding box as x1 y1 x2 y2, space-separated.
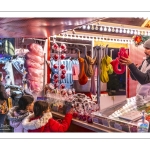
1 17 150 132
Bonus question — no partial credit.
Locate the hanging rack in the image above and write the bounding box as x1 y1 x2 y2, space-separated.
50 40 91 46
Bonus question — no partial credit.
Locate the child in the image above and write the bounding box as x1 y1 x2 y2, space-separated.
7 95 34 132
22 100 73 132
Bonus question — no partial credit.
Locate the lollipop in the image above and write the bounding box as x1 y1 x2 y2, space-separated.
60 43 67 51
60 83 65 89
53 54 59 61
61 69 66 75
60 64 65 70
53 64 58 69
60 54 66 60
60 74 66 79
53 73 59 79
52 43 59 51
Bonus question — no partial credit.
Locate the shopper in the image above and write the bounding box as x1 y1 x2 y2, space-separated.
119 39 150 106
22 100 73 132
7 95 34 132
0 72 10 132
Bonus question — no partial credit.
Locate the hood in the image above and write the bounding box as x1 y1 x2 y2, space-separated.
7 106 29 122
22 112 52 130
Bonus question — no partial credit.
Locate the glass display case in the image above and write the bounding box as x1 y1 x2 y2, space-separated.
91 96 150 132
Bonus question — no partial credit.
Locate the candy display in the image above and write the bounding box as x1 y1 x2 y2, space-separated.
45 83 99 123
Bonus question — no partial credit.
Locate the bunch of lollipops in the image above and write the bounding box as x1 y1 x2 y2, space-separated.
52 43 67 90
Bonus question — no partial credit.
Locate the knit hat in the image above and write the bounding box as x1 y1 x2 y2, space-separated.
143 39 150 49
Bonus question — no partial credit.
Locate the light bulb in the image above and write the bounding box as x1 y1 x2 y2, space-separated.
130 30 133 34
134 30 137 35
108 27 111 32
115 28 118 33
112 28 115 32
127 29 130 34
95 26 98 30
119 29 122 33
123 29 126 33
137 31 140 35
87 25 90 30
100 26 103 31
82 25 86 29
104 27 107 31
144 31 148 36
91 25 94 30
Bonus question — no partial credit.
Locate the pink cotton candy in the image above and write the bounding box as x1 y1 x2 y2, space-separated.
27 74 43 83
27 67 44 77
27 43 44 57
25 59 43 70
28 79 43 92
26 52 44 64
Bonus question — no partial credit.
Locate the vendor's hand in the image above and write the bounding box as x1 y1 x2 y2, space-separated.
119 56 132 66
68 108 74 114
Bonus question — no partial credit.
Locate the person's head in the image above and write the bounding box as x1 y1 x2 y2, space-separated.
17 95 34 112
0 72 3 81
143 39 150 58
33 101 50 117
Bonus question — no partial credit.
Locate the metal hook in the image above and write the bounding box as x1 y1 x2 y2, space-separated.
110 49 114 58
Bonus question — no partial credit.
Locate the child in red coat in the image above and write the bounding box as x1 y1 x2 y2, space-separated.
22 100 73 132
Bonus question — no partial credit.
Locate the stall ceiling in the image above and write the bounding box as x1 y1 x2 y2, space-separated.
0 18 101 38
0 17 148 38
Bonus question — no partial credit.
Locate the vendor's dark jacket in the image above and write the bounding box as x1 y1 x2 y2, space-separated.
128 58 150 85
0 81 9 100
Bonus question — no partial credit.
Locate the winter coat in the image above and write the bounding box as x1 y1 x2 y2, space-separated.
22 112 72 132
7 106 30 132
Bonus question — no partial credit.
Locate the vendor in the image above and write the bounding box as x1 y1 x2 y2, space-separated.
119 39 150 106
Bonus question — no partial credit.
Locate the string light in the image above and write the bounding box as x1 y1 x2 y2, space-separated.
80 24 150 36
54 34 131 44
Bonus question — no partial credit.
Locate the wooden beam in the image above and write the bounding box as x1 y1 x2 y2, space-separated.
141 19 149 27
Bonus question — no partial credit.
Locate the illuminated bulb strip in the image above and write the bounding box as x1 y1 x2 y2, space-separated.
83 24 150 36
56 34 132 44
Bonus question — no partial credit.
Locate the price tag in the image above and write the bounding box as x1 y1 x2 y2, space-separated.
102 118 109 127
114 122 122 131
93 117 99 124
37 97 47 100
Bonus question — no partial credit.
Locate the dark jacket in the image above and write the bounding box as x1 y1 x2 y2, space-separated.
0 81 9 100
128 59 150 85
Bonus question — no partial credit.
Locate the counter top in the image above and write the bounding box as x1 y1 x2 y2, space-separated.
52 111 124 132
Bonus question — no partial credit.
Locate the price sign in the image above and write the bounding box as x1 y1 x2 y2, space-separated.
102 118 109 127
114 122 122 131
93 117 99 124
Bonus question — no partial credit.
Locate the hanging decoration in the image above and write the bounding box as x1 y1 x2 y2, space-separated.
133 35 150 46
